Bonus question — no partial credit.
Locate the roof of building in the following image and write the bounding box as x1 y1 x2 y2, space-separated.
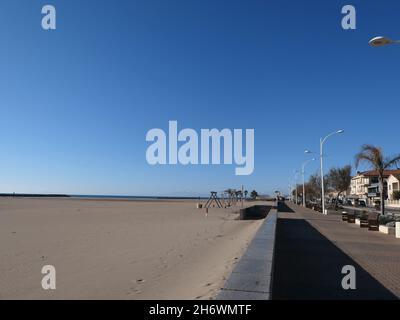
389 174 400 181
353 169 400 178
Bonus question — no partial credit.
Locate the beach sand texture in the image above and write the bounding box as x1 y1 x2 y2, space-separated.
0 198 265 299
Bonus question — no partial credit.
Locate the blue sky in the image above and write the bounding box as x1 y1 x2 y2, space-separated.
0 0 399 196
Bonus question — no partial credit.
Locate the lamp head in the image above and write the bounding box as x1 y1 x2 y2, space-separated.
369 36 394 47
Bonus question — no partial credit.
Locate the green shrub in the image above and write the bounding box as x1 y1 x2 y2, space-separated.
393 190 400 200
379 214 396 225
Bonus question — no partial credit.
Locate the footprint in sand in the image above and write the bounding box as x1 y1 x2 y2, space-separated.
127 287 142 295
126 279 146 296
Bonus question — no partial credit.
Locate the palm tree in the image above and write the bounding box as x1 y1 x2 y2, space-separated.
355 144 400 215
250 190 258 200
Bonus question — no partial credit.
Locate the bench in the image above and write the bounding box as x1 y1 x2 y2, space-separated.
347 212 355 223
360 214 369 228
368 212 380 231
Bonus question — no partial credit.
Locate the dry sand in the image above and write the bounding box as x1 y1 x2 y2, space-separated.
0 198 265 299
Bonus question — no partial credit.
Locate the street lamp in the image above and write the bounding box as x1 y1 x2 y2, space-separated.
288 179 293 202
293 170 299 205
302 157 315 207
320 130 344 215
369 36 400 47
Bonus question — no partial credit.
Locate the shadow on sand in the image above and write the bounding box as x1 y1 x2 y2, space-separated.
272 218 397 300
277 201 295 213
240 205 271 220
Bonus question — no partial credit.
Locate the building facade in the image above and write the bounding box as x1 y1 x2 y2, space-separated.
350 170 400 205
350 172 370 199
387 174 400 200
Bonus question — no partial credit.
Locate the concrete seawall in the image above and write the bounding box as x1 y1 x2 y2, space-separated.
216 206 277 299
239 205 270 220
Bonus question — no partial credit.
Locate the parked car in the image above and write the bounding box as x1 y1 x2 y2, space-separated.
358 199 366 207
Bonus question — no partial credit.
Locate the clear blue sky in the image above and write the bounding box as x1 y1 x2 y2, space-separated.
1 0 399 196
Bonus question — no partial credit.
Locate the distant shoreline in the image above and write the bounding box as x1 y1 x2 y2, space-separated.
0 193 71 198
0 193 207 200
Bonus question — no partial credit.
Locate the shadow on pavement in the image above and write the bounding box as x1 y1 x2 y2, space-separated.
272 218 397 300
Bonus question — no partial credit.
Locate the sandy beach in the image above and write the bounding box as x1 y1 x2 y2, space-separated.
0 198 266 299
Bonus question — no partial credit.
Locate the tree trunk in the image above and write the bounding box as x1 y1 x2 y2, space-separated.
379 176 385 215
335 191 342 211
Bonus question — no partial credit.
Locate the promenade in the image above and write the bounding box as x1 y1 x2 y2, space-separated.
272 202 400 300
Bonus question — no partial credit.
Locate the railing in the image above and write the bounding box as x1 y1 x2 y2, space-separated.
386 199 400 208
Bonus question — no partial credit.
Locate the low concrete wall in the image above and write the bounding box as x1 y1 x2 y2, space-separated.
396 222 400 238
216 208 277 300
379 225 395 235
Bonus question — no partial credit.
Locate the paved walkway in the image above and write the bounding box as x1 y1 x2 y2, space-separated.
272 203 400 300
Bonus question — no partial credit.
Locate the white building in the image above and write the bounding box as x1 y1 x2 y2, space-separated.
387 174 400 200
350 171 371 199
350 170 400 205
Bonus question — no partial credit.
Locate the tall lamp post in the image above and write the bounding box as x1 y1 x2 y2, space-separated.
288 179 292 202
302 157 315 207
320 130 344 215
294 170 299 205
